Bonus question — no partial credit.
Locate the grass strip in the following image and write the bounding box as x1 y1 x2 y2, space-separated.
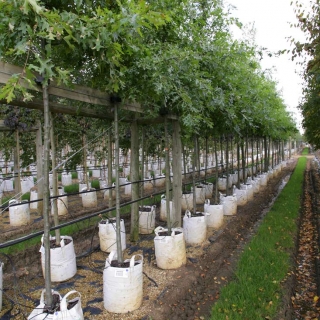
210 156 307 319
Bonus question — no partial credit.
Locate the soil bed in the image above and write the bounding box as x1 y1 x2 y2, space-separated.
0 160 299 320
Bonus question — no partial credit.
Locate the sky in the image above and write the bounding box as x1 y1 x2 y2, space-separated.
226 0 309 134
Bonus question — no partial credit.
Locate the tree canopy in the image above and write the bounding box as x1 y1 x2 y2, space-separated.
292 0 320 147
0 0 298 151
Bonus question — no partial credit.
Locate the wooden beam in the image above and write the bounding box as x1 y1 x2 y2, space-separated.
0 98 114 120
0 98 179 125
0 61 143 113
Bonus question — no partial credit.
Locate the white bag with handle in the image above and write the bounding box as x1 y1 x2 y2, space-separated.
28 290 83 320
53 290 83 320
27 289 62 320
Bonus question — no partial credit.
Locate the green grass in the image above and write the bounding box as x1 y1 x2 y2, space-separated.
301 147 309 155
90 179 100 189
210 156 307 319
21 192 30 201
71 171 78 179
63 183 80 194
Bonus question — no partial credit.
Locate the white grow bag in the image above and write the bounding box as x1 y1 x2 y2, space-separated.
220 195 237 216
139 205 156 234
9 200 30 226
40 235 77 282
99 219 126 253
234 188 248 206
181 192 194 211
183 210 207 245
103 252 143 313
154 226 186 270
204 200 224 229
81 188 97 208
28 289 83 320
160 195 173 222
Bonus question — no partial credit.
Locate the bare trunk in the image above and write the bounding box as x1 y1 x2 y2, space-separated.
130 119 139 241
192 135 197 212
114 104 123 263
83 134 89 189
14 130 21 197
50 114 60 245
141 128 145 198
237 141 240 188
225 136 230 196
165 117 171 232
172 119 182 227
241 141 246 183
214 138 219 204
42 83 52 306
108 130 113 208
36 121 43 214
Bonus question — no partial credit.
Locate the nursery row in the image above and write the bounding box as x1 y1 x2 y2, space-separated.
0 155 296 319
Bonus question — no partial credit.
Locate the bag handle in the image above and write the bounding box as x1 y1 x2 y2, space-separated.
107 251 116 266
154 226 165 236
9 199 17 206
129 254 143 268
60 290 81 312
185 210 191 218
205 199 210 205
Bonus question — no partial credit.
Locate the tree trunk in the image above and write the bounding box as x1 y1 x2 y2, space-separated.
251 137 255 176
82 134 89 189
141 127 145 198
50 114 60 246
264 136 268 172
107 130 113 208
130 119 139 242
192 135 197 212
14 129 21 197
220 136 224 171
214 138 219 204
164 117 171 232
114 103 123 263
225 136 230 196
237 141 240 188
172 120 182 227
36 121 43 214
42 82 52 306
241 141 246 183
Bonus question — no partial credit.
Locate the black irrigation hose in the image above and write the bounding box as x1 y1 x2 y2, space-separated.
0 188 171 250
0 170 219 250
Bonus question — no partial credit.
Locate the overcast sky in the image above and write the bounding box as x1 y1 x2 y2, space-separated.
226 0 309 133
